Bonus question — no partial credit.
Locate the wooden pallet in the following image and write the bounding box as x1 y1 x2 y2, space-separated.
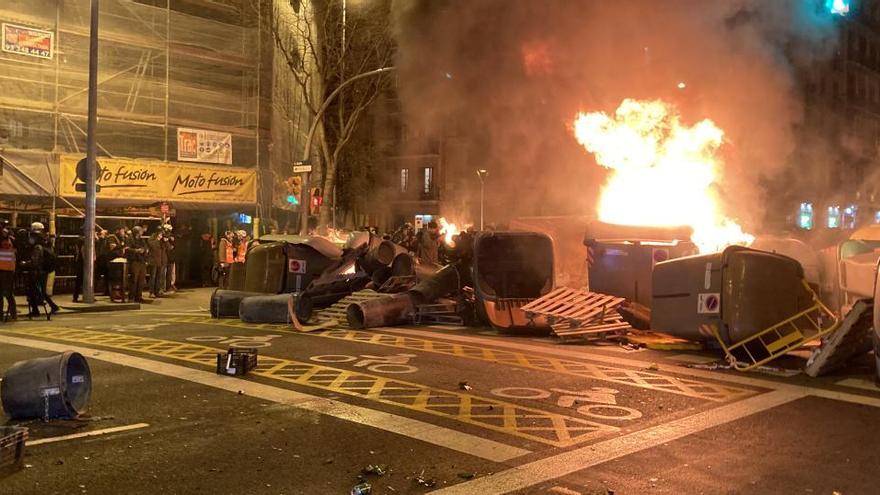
520 287 631 338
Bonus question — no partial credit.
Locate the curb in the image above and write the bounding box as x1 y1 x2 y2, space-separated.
60 303 141 313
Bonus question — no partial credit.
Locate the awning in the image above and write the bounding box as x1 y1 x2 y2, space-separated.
0 148 58 201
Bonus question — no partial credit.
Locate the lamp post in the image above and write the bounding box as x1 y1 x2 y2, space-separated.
476 169 488 231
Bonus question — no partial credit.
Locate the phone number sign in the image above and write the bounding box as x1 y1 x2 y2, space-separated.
2 23 54 60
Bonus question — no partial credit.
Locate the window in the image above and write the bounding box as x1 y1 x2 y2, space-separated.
827 205 841 229
798 202 814 230
843 205 858 229
400 168 409 193
423 167 433 194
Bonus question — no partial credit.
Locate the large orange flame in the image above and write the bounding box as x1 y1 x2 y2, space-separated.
573 98 754 253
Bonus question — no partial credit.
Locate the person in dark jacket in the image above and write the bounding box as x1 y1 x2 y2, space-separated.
27 224 59 315
72 233 85 302
95 229 110 295
0 222 16 320
162 224 176 293
126 226 148 303
198 232 214 287
147 227 166 297
415 221 442 265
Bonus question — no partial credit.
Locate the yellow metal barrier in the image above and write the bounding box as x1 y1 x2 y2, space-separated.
710 280 839 371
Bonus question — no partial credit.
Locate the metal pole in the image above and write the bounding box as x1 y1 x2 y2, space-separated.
480 180 484 231
298 66 395 234
476 169 487 231
83 0 99 303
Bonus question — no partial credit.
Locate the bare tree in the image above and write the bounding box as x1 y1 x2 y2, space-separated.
269 0 394 229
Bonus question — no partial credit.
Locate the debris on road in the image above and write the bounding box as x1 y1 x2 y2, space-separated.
215 348 258 377
458 381 472 391
0 426 28 474
458 472 476 480
361 464 387 477
350 481 372 495
414 470 437 488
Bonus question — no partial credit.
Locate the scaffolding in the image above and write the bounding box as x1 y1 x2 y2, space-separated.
0 0 260 166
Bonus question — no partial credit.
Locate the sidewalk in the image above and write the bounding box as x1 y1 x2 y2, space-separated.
9 287 213 315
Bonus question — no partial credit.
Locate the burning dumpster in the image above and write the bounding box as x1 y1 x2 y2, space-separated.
652 246 839 370
585 222 697 307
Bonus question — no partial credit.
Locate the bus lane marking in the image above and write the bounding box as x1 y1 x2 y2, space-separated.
2 326 618 449
165 316 752 403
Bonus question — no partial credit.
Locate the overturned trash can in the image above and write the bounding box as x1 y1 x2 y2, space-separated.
1 352 92 420
473 231 555 330
652 246 838 371
239 293 295 324
211 289 263 318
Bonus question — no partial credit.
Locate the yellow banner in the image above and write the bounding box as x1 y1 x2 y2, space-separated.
59 155 256 204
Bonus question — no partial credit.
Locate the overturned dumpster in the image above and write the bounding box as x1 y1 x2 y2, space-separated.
651 246 841 370
472 231 555 330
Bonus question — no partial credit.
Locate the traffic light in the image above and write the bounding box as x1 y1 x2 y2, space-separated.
827 0 850 15
310 187 322 215
285 176 302 206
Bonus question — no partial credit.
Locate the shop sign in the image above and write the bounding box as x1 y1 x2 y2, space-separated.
60 155 256 204
177 127 232 165
2 23 53 59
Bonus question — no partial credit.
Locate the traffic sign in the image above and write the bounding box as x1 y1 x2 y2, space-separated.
293 164 312 173
288 259 307 274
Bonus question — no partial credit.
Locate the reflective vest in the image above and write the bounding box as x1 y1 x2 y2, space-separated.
0 246 15 272
220 239 234 264
235 240 248 263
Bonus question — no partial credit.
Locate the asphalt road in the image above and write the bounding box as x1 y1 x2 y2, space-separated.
0 288 878 494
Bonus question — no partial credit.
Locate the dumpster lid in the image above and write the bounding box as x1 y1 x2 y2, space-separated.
583 221 693 246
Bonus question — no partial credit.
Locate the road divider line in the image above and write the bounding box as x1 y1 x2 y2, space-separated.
1 327 616 448
166 316 751 403
0 334 529 463
27 423 150 446
432 388 804 494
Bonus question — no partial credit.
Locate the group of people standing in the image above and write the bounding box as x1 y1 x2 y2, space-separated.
0 220 60 320
78 223 179 303
0 218 254 319
215 230 250 287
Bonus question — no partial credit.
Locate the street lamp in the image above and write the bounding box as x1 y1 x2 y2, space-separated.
476 169 488 230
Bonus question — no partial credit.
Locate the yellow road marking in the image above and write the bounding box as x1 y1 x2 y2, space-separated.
8 326 616 448
168 316 752 402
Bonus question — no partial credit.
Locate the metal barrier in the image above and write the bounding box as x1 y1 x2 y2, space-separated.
710 280 839 371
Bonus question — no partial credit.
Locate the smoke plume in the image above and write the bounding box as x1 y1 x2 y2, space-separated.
391 0 839 229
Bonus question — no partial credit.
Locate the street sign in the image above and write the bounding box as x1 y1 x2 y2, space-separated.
697 293 720 314
293 164 312 173
288 259 307 274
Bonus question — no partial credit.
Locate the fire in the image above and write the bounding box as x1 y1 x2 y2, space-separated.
573 98 754 253
438 217 461 246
